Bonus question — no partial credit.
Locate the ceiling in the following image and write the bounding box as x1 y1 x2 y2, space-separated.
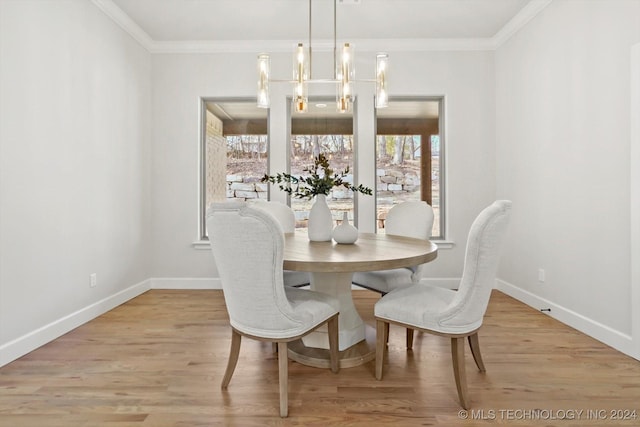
105 0 543 120
108 0 536 45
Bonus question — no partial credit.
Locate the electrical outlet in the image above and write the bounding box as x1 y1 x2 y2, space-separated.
90 273 97 288
538 269 545 283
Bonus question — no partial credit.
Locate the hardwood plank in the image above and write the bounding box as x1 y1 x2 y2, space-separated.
0 290 639 426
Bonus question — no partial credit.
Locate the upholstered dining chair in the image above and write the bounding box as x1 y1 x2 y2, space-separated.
374 200 512 409
249 199 311 287
353 201 434 347
206 203 340 417
352 201 434 294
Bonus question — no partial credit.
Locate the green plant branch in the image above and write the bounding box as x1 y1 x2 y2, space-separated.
261 153 373 200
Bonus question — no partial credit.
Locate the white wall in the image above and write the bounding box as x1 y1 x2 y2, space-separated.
2 0 638 367
495 0 640 356
0 0 152 364
149 50 496 281
632 42 640 357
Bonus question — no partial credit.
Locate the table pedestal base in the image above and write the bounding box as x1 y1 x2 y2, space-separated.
302 272 366 351
288 325 376 369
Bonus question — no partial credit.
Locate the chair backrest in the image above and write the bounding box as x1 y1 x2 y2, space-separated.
385 201 434 240
248 200 296 233
439 200 512 331
385 201 435 281
206 203 304 337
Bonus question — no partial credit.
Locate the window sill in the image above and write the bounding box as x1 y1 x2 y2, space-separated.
432 240 455 249
194 239 455 250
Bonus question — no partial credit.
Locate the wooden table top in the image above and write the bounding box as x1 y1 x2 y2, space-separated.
283 231 438 273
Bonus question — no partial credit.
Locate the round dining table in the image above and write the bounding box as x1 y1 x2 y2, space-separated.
283 230 438 368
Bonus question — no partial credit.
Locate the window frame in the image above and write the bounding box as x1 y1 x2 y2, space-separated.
196 95 448 246
287 95 359 229
374 96 446 240
198 96 268 242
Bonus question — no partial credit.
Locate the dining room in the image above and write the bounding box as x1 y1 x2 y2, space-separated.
1 0 639 425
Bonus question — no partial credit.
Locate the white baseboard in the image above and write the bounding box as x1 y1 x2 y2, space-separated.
149 277 460 291
150 277 222 289
0 279 151 368
351 277 460 291
496 278 636 360
149 277 374 291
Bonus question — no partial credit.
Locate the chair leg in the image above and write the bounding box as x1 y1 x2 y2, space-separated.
468 332 486 372
277 342 288 417
451 337 470 409
327 315 340 374
375 319 388 380
406 328 414 350
221 329 241 390
385 322 390 346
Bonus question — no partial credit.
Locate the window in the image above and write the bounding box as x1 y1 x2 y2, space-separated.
289 99 355 229
199 96 445 241
199 98 268 239
376 98 444 238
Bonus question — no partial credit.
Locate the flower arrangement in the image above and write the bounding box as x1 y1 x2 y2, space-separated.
261 153 373 200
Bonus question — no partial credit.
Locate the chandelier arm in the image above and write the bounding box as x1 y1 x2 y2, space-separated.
267 79 378 84
267 79 339 84
304 79 340 84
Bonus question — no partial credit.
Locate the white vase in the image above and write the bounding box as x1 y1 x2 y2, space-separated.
308 194 333 242
332 211 358 244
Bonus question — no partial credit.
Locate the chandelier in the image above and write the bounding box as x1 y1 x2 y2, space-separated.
257 0 388 113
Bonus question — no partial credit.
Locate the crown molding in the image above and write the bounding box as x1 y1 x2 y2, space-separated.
92 0 553 54
148 38 496 54
492 0 553 48
91 0 154 49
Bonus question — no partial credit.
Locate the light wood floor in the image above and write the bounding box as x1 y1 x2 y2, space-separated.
1 290 639 426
